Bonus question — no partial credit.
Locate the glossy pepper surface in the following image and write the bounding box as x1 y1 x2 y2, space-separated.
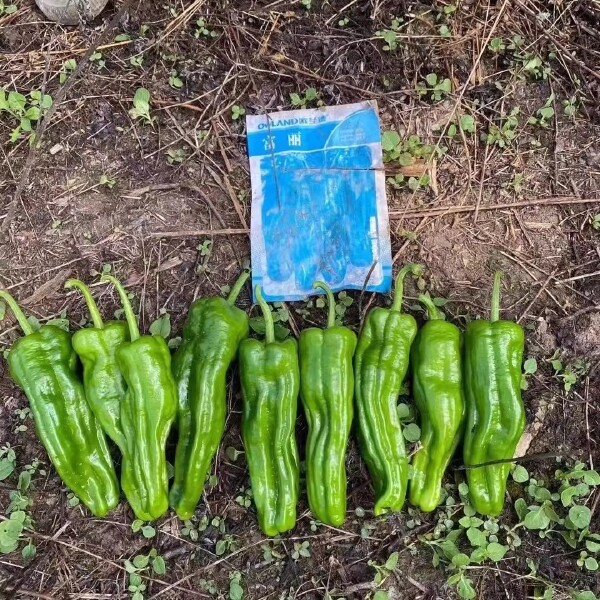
65 279 129 449
239 286 300 536
0 291 119 517
354 264 421 515
170 271 250 520
102 276 177 521
299 281 356 526
409 294 465 512
463 271 525 516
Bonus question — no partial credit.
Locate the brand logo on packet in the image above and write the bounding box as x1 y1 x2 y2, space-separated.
257 116 327 130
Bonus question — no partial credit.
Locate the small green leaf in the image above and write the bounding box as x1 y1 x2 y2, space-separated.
512 465 529 483
385 551 399 571
583 470 600 485
486 542 508 562
523 358 537 374
439 78 452 93
523 505 550 530
469 547 487 564
537 106 554 120
21 542 36 560
133 554 149 569
230 580 244 600
124 559 136 573
452 553 471 567
403 423 421 442
141 525 156 538
396 403 411 419
382 130 401 152
439 539 460 560
561 485 579 507
131 519 143 533
225 446 242 462
425 73 438 86
466 527 487 547
584 557 598 571
152 555 166 575
304 87 318 101
0 457 16 481
149 313 171 338
45 318 70 331
457 575 476 599
168 336 182 350
460 114 475 133
18 471 31 491
134 87 150 108
585 538 600 553
25 106 40 120
373 592 388 600
569 505 591 529
0 519 23 553
215 540 227 555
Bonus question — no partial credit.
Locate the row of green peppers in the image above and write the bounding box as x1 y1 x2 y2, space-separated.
0 265 525 535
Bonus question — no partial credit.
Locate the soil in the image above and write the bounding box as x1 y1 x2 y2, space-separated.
1 1 599 599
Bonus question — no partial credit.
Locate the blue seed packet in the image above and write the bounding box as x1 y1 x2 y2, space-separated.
247 101 392 301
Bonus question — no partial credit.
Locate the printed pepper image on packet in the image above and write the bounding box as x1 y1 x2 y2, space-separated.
246 101 392 301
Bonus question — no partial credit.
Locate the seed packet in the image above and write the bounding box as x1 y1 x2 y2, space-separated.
247 101 392 301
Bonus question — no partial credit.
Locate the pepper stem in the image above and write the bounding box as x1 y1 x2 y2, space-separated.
418 294 443 321
227 270 250 306
490 271 502 323
313 281 336 328
391 263 423 312
0 291 33 335
255 285 274 344
101 276 140 341
65 279 104 329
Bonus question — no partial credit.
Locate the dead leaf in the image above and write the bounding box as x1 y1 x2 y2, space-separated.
22 269 72 306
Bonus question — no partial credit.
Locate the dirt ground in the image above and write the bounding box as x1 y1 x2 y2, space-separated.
0 0 599 599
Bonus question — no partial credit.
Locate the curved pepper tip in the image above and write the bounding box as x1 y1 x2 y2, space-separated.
0 290 34 335
65 278 105 329
101 275 140 341
312 280 337 328
391 263 423 312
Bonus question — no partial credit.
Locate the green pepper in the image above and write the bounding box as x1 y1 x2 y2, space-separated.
64 279 129 449
239 286 299 536
0 291 119 517
354 264 421 515
409 294 465 512
463 271 525 516
299 281 356 526
170 271 250 520
101 275 178 521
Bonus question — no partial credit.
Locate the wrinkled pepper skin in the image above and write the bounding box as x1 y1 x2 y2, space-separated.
240 286 299 536
299 281 356 526
170 271 250 520
0 291 119 517
65 279 129 449
354 264 421 515
409 295 465 512
463 271 525 516
102 276 178 521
